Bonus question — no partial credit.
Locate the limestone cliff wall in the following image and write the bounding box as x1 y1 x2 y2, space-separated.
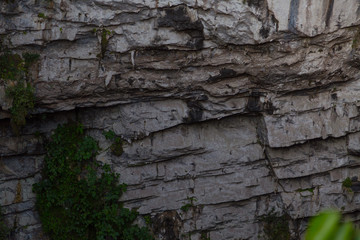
2 0 360 239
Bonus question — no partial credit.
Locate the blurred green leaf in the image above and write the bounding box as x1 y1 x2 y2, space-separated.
305 210 340 240
354 231 360 240
334 222 354 240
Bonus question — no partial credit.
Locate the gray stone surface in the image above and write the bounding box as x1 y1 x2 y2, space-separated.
2 0 360 239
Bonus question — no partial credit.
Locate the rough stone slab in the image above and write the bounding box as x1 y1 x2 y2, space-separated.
265 107 355 148
0 176 38 206
0 136 44 157
267 137 349 179
120 115 261 165
268 0 360 36
0 155 43 181
194 171 275 205
348 132 360 155
80 100 188 139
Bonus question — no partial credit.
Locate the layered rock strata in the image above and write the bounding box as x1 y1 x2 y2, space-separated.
2 0 360 239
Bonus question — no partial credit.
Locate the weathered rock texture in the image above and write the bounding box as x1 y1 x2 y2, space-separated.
2 0 360 239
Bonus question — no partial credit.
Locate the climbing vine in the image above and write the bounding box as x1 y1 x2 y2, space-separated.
32 123 153 240
0 44 38 133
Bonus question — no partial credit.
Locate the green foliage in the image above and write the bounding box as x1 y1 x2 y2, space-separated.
181 204 192 212
296 188 315 194
0 53 23 80
0 49 38 133
22 53 40 72
103 130 124 156
103 130 116 140
5 80 35 133
96 29 113 59
37 13 47 19
343 177 353 189
33 123 153 240
200 232 210 240
305 210 360 240
259 209 290 240
0 51 39 80
143 215 151 226
110 138 124 156
0 207 9 240
181 197 197 212
100 29 109 58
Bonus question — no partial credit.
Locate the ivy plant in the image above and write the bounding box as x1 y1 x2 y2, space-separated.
103 130 124 156
33 123 153 240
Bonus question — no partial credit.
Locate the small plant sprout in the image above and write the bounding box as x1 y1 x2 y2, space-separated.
181 197 197 212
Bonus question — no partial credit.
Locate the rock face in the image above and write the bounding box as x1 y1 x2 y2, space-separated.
2 0 360 239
